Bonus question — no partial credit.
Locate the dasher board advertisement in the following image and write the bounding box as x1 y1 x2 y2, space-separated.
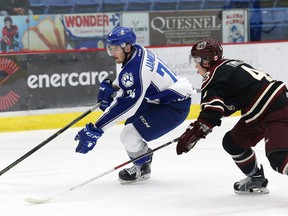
0 13 121 53
0 56 28 111
62 13 120 49
149 10 222 45
222 9 248 43
0 51 116 112
27 51 116 110
122 12 150 46
0 15 29 53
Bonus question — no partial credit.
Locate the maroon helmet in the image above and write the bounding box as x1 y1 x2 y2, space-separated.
190 38 223 68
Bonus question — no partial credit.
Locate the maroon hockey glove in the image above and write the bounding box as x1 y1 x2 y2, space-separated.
176 120 212 155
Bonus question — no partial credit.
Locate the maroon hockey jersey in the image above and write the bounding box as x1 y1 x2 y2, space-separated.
198 59 288 127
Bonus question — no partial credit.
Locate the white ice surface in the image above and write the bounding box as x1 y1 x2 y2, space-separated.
0 117 287 216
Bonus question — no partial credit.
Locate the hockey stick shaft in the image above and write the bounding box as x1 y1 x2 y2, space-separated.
25 137 179 204
0 102 100 176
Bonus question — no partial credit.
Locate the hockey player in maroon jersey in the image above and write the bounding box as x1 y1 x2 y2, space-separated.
176 38 288 194
1 17 19 52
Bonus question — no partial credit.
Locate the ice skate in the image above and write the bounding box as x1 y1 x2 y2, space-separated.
234 164 269 194
118 153 153 184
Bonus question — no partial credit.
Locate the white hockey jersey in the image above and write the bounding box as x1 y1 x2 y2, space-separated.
95 44 194 130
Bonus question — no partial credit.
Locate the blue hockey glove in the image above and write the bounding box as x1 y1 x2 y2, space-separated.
74 123 104 154
97 79 116 111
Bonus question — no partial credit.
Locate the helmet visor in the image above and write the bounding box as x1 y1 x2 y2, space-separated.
106 44 123 56
189 54 202 65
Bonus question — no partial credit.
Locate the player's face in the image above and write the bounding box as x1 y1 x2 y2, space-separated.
107 45 125 64
5 21 12 28
195 63 207 76
191 56 207 76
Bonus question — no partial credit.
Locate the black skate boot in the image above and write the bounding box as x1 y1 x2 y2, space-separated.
234 164 269 194
118 152 153 184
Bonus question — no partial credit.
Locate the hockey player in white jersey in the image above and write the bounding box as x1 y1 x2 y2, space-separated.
74 27 194 184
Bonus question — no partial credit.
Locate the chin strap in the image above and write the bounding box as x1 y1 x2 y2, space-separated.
122 45 135 67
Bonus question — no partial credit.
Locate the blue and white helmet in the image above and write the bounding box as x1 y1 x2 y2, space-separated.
106 27 136 55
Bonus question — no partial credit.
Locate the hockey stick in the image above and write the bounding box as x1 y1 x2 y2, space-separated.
0 102 101 177
25 137 179 204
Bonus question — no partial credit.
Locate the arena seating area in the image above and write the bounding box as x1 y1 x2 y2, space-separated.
24 1 288 41
28 0 288 14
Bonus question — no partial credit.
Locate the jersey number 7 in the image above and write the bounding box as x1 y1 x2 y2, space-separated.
156 61 177 82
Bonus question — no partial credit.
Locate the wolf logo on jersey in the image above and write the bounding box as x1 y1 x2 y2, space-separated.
121 72 134 87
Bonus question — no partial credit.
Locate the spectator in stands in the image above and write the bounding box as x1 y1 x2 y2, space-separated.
0 0 32 16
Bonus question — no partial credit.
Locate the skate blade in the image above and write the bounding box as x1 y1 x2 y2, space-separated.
118 174 150 185
234 187 270 195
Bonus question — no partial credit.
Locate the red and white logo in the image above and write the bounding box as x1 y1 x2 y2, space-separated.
0 57 20 111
